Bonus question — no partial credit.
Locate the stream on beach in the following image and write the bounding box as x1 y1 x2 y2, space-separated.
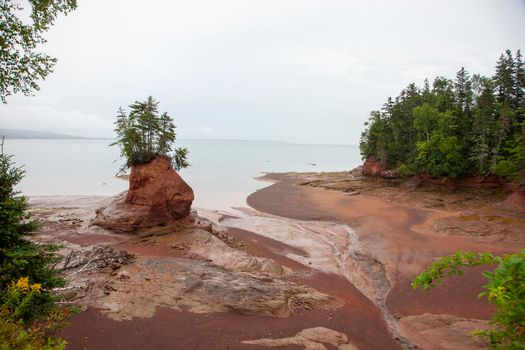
5 138 360 209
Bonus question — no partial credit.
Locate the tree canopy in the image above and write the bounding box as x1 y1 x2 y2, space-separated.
0 0 77 103
360 50 525 180
112 96 189 172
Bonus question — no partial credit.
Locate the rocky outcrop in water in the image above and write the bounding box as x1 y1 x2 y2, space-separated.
93 156 194 232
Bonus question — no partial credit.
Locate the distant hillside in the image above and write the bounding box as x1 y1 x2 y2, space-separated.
0 129 89 139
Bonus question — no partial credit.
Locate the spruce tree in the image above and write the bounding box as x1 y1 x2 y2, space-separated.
432 77 455 112
515 50 525 107
453 67 473 141
359 49 525 180
112 97 189 172
494 50 516 108
470 78 496 174
454 67 473 116
0 145 63 292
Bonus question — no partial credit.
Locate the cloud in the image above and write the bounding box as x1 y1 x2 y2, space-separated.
1 0 524 144
0 100 114 138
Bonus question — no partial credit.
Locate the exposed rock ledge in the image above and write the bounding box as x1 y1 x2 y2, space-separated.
362 155 516 191
92 156 194 232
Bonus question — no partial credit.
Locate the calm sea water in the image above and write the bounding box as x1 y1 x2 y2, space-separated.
4 139 361 209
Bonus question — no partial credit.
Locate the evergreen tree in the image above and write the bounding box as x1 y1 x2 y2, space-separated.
112 97 189 172
422 78 433 104
454 67 473 116
453 68 474 142
515 50 525 108
470 77 496 174
359 111 389 162
494 50 516 108
432 77 455 112
514 50 525 131
359 50 525 180
492 101 513 169
0 146 63 292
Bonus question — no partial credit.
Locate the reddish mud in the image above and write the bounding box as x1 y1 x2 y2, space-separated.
60 225 400 349
246 174 517 323
50 172 522 350
61 303 398 350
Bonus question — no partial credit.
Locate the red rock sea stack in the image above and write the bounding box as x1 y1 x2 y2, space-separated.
93 156 194 232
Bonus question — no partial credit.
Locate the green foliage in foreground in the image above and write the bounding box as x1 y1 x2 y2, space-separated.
360 50 525 180
413 250 525 349
0 153 64 292
0 318 67 350
112 96 189 172
0 279 71 350
0 150 68 349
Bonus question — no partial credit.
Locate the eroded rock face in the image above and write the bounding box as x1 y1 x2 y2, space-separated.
362 156 385 176
73 257 342 321
503 188 525 212
93 157 194 232
412 174 510 189
126 156 193 217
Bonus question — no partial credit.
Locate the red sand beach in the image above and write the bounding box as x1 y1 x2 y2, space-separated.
35 171 522 350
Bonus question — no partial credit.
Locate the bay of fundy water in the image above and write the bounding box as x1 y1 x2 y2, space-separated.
4 138 361 209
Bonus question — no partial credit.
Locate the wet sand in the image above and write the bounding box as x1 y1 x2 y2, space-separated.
61 305 397 350
246 173 522 346
58 225 400 350
46 172 522 350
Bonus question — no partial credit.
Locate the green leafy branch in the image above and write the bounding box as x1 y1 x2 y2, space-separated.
413 250 525 349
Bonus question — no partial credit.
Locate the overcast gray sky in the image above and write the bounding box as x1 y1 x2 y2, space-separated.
1 0 524 144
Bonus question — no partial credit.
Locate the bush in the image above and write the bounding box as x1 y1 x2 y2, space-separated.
0 277 72 350
492 159 519 179
413 250 525 349
2 277 46 322
414 133 469 178
397 164 415 178
0 318 67 350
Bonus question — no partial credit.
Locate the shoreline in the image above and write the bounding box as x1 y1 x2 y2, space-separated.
246 172 522 348
27 170 524 350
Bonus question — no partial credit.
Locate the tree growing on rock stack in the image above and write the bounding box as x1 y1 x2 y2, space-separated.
94 97 194 232
112 96 189 173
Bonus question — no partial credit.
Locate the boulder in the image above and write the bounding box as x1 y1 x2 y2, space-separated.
93 156 194 232
362 155 385 176
362 156 400 178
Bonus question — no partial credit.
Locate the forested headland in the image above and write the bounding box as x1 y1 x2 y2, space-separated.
360 50 525 180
